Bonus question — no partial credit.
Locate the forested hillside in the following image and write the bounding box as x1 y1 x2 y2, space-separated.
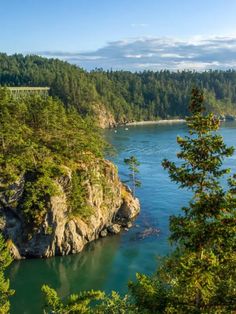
0 88 139 259
0 88 106 228
1 53 236 125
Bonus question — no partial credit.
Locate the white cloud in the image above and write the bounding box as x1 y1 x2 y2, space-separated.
37 35 236 71
131 23 149 28
125 53 154 58
125 54 142 59
160 53 185 58
173 61 220 71
72 55 105 60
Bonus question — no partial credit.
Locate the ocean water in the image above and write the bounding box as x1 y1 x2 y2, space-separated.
7 121 236 313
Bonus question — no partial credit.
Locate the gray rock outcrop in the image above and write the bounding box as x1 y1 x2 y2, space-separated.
0 160 140 259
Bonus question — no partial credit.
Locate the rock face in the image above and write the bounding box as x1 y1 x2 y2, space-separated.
92 103 117 128
0 160 140 259
92 103 130 128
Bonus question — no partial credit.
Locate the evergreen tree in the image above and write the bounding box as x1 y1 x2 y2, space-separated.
0 234 14 314
160 88 236 312
129 88 236 313
124 156 141 197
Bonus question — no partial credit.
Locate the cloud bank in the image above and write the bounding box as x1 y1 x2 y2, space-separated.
38 36 236 71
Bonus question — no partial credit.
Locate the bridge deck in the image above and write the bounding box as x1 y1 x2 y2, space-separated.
6 86 50 98
8 87 50 91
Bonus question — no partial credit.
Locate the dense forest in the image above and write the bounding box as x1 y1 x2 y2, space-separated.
1 53 236 125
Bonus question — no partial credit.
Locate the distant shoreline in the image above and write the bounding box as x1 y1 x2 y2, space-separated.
124 119 186 126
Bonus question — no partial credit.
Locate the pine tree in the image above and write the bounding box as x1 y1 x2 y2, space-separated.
161 88 236 312
0 234 14 314
129 88 236 313
124 156 141 197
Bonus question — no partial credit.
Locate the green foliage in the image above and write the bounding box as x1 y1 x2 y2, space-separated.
127 88 236 313
42 285 105 314
42 285 137 314
42 285 62 312
124 156 141 197
68 170 94 220
0 89 106 231
161 88 236 312
21 171 59 230
94 291 136 314
0 234 14 314
129 273 169 313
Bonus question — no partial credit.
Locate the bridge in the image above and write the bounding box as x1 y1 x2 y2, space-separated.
7 86 50 97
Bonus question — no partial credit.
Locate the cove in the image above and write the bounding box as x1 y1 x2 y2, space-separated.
7 121 236 314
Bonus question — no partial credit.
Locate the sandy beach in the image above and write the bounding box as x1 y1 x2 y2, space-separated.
125 119 186 126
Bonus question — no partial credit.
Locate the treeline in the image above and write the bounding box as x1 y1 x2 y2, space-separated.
1 53 236 123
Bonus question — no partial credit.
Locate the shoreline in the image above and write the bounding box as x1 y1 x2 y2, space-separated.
124 119 186 126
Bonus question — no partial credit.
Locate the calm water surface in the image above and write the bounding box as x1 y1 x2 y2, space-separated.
7 122 236 313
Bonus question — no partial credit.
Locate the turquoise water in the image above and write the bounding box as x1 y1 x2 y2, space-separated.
7 122 236 314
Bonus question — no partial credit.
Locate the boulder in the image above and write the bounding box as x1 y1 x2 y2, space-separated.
100 229 108 237
116 185 140 220
107 224 121 234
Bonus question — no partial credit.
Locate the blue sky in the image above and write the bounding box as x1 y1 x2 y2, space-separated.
1 0 236 71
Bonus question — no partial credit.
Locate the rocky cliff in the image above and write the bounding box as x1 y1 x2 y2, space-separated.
92 103 117 128
0 160 140 259
92 103 132 128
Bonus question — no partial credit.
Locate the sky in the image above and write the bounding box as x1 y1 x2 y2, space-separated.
1 0 236 71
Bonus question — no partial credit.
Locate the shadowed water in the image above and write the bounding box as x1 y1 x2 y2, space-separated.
7 121 236 313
